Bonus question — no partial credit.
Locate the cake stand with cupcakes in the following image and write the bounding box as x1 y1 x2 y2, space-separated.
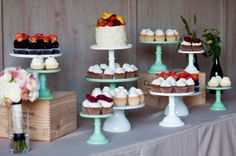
150 91 195 127
11 32 61 100
85 12 145 133
139 28 180 74
178 37 204 74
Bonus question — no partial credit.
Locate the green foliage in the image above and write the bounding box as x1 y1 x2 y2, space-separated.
202 29 221 60
180 15 198 38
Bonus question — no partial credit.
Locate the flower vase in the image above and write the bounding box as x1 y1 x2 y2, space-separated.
210 56 223 94
193 54 200 71
9 102 30 154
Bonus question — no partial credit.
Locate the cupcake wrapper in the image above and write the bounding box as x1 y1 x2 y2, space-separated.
102 108 113 114
128 97 140 106
91 73 102 79
115 73 125 79
139 95 145 104
187 85 195 92
88 108 100 115
151 84 161 92
166 35 176 41
160 87 173 93
145 36 155 41
174 86 188 93
102 74 113 79
113 97 127 107
155 36 165 41
125 72 136 78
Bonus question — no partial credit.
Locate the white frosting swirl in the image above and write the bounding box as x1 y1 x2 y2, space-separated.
99 100 113 108
155 29 164 35
82 99 90 107
220 77 231 87
186 78 195 85
93 66 103 74
176 80 186 87
136 89 144 95
166 29 174 35
128 91 139 97
104 68 114 75
140 29 147 35
131 64 138 71
45 57 58 66
115 63 121 68
100 64 108 70
115 68 125 74
146 30 154 36
88 66 95 72
192 42 202 46
31 56 44 66
115 91 127 98
181 41 191 46
160 80 171 87
92 88 102 97
102 86 111 93
208 77 219 87
152 77 164 85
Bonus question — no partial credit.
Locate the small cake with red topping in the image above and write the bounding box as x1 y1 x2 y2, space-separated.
83 95 101 115
96 12 127 47
180 36 203 51
97 94 113 114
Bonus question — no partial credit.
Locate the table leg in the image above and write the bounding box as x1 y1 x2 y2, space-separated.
184 53 199 74
148 45 168 74
159 96 185 127
103 110 131 133
87 118 109 145
210 90 226 111
39 73 53 100
164 96 189 116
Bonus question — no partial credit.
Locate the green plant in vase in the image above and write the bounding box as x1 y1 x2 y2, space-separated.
202 29 223 78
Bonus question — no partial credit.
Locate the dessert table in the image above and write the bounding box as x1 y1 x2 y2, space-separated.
1 93 236 156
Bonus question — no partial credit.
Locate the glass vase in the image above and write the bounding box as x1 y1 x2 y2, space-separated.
9 102 30 154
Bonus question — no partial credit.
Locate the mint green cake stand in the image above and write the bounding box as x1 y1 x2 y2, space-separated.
80 112 113 145
85 76 139 89
28 68 61 100
206 86 231 111
140 41 179 74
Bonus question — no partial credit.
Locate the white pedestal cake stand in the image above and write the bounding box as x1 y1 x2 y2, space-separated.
103 104 145 133
178 50 204 74
164 91 201 116
150 91 194 127
89 44 145 133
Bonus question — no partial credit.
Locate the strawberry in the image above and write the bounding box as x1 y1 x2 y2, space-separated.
49 34 58 42
107 21 113 26
156 73 162 78
16 36 23 42
170 71 177 76
109 15 116 21
16 32 23 38
86 94 98 103
34 33 43 38
191 74 199 81
97 94 113 102
162 72 169 79
29 36 38 42
22 33 29 39
42 36 50 42
173 74 179 80
99 21 106 26
97 18 105 23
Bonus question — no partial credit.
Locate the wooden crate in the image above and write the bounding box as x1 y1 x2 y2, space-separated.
0 91 77 142
137 71 206 109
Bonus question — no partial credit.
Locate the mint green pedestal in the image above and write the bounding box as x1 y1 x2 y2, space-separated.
80 113 113 145
206 86 231 111
28 68 61 100
140 41 179 74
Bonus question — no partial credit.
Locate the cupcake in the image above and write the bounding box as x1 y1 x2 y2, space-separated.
113 91 127 107
92 66 103 79
30 56 45 70
192 38 202 51
208 77 219 87
128 91 140 106
166 76 176 86
145 29 155 41
124 66 135 78
97 95 113 114
92 88 102 97
160 80 173 93
82 99 90 114
102 86 111 94
180 37 192 51
139 29 147 41
109 90 116 97
215 75 222 82
49 34 59 49
45 57 59 70
115 63 121 68
175 80 187 93
136 88 145 103
173 29 180 41
102 68 114 79
115 68 125 79
87 66 95 77
85 95 101 115
118 86 125 90
151 77 164 92
220 77 231 87
131 64 138 76
165 29 176 41
186 78 195 92
100 64 108 70
155 29 165 41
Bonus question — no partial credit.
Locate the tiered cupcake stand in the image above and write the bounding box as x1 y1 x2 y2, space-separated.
139 41 179 74
10 52 62 100
206 86 231 111
178 50 204 74
88 44 145 133
150 91 195 127
80 112 113 145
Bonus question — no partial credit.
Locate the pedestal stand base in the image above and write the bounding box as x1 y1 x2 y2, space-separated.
164 97 189 117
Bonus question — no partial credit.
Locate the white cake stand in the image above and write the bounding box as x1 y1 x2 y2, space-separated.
103 104 145 133
164 91 201 116
178 50 204 74
10 53 62 58
150 91 194 127
90 44 132 71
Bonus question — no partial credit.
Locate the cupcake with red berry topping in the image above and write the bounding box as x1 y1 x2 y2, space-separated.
180 36 192 51
13 32 30 54
85 94 101 115
97 94 113 114
160 80 173 93
192 38 202 51
175 79 188 93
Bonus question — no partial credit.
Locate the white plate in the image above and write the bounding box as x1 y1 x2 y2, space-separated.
113 103 145 110
178 49 205 54
149 91 195 97
10 53 62 58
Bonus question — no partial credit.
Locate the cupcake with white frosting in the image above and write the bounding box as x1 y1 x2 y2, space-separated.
45 57 59 70
220 77 231 87
136 88 145 103
93 66 103 79
139 29 147 41
131 64 138 76
31 56 45 70
85 94 101 115
115 67 125 79
115 63 121 68
100 64 108 70
165 29 175 41
145 29 155 41
160 80 173 93
82 99 90 114
175 79 187 93
208 77 220 87
102 86 111 94
128 90 140 106
92 88 102 97
186 78 195 92
155 29 165 41
124 65 135 78
97 94 113 114
166 76 176 86
151 77 164 92
103 67 114 79
87 65 95 77
173 29 180 41
113 91 127 107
